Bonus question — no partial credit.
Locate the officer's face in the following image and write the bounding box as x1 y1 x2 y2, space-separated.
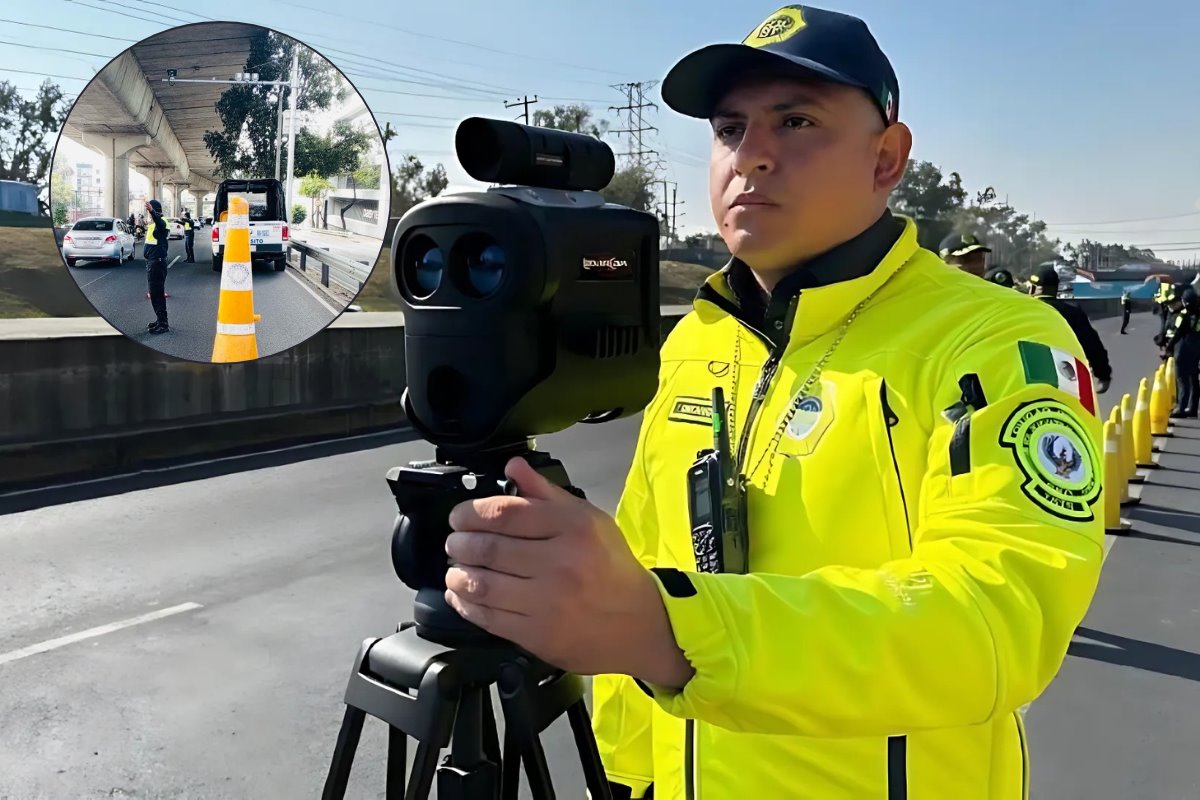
709 75 911 281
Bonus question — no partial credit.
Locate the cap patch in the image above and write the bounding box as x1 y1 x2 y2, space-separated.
743 6 807 48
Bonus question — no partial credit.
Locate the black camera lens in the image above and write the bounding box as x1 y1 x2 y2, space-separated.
453 234 506 298
469 244 506 296
403 235 443 299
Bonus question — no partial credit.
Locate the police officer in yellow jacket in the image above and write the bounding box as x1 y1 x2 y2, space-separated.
438 6 1104 799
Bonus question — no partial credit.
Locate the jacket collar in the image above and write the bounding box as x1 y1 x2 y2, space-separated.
696 210 916 352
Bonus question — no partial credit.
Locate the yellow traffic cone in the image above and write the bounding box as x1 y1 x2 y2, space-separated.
1168 357 1178 409
211 195 261 363
1103 421 1128 534
1151 367 1170 437
1108 407 1131 505
1120 395 1141 486
1134 379 1155 468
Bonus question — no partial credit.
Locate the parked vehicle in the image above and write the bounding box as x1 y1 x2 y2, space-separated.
61 216 136 267
210 178 289 272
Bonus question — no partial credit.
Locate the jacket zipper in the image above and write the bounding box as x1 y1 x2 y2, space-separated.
879 381 912 550
886 735 907 799
684 720 696 800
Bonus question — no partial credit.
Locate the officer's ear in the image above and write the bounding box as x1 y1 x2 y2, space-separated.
874 121 912 194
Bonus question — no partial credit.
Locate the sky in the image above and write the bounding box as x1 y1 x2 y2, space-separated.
4 0 1200 261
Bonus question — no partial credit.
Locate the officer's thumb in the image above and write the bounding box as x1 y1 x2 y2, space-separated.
503 457 569 502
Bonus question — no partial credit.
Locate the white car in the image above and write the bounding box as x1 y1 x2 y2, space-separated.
168 219 186 240
61 217 136 267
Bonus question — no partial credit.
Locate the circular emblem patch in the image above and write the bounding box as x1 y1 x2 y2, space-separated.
227 262 250 286
999 400 1100 522
785 396 823 440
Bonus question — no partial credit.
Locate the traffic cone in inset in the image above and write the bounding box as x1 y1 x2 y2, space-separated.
211 195 261 363
1135 379 1155 468
1103 421 1128 534
1151 367 1170 437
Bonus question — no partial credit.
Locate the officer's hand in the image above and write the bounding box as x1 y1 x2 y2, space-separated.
445 457 693 687
1096 378 1111 394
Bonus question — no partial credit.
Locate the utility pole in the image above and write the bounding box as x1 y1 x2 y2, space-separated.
505 95 538 124
284 48 300 225
274 83 285 180
609 81 659 166
654 179 684 245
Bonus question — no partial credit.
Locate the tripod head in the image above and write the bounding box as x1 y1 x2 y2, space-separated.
388 441 578 647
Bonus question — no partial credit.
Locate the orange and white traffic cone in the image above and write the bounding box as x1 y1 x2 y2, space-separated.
211 195 261 363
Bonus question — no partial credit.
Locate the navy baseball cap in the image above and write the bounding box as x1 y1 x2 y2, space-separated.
148 199 162 213
661 5 900 125
939 231 991 259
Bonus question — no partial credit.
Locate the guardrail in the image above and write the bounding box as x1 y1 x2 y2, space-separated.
286 239 372 294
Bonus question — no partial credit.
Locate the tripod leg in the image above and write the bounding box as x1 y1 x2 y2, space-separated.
406 742 440 800
322 706 367 800
387 726 408 800
567 699 613 800
518 734 556 800
501 725 522 800
482 691 501 765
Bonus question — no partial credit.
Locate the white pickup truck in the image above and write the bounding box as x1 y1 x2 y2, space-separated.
210 178 290 272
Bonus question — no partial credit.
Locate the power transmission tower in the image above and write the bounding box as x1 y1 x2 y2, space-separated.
654 179 684 246
609 81 660 166
505 95 539 124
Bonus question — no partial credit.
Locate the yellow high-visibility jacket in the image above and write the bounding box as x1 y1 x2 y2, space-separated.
593 215 1105 799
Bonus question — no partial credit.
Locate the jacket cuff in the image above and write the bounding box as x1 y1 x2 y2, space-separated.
642 568 741 721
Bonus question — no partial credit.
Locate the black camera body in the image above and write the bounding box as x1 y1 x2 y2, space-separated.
392 188 660 451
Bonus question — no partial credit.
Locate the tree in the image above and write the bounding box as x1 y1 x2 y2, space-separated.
531 104 609 139
390 154 448 215
204 30 344 179
950 196 1061 278
0 80 70 191
50 162 74 226
602 164 656 212
299 173 333 225
889 159 967 220
294 120 372 179
1063 239 1160 270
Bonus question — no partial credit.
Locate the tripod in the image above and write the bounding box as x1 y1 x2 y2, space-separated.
322 446 614 800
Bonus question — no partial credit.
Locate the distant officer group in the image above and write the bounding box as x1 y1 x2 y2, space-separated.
941 231 1112 396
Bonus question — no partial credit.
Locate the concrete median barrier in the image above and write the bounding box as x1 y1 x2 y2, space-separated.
0 308 692 491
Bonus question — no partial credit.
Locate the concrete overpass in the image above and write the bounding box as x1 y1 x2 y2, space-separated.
60 23 260 219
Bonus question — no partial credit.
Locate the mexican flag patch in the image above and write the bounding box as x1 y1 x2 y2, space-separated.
1018 341 1096 415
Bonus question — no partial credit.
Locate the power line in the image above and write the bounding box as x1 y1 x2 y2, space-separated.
62 0 185 25
0 38 110 59
0 18 136 42
1045 210 1200 226
0 65 91 82
272 0 631 78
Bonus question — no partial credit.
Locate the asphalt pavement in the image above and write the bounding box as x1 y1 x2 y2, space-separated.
65 234 342 362
1 310 1198 799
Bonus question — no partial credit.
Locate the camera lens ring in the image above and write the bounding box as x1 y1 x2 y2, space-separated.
401 234 444 301
451 233 507 299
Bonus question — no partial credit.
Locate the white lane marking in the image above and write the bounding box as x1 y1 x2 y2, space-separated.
284 267 340 316
0 603 202 666
167 255 182 270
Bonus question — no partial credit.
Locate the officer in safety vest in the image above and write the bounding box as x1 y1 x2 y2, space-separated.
1164 288 1200 417
182 209 196 263
143 198 169 334
439 6 1104 798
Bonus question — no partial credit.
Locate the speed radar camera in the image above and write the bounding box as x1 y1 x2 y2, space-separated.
319 118 661 799
390 116 662 454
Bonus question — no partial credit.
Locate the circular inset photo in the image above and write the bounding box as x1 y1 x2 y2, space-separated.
50 21 390 363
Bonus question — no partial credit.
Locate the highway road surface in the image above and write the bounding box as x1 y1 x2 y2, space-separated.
2 312 1199 799
65 233 344 362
